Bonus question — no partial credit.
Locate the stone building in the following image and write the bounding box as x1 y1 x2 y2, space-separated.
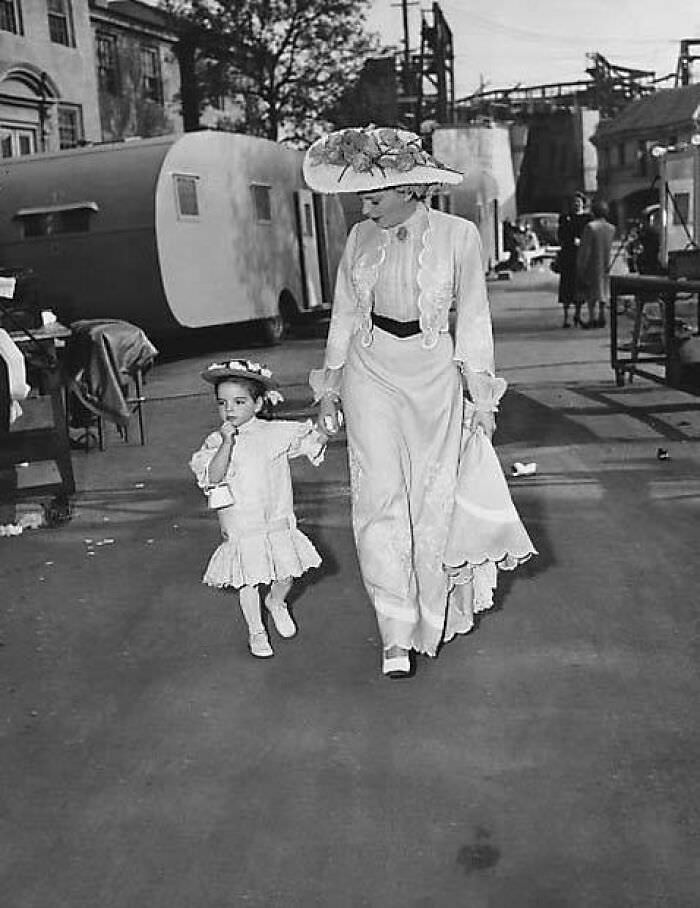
593 83 700 228
1 0 242 157
1 0 102 155
89 0 181 142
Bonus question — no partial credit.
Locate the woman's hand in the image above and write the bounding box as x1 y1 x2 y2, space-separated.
471 409 496 440
318 394 342 435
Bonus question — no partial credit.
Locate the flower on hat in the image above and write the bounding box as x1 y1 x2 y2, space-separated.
206 359 273 379
307 125 446 183
266 389 284 406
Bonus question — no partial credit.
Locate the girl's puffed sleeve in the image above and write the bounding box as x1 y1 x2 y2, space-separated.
279 420 326 466
309 224 359 402
189 431 223 491
453 220 505 413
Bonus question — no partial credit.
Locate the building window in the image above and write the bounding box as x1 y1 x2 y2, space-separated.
57 104 82 148
1 125 37 158
251 184 272 222
141 46 163 104
47 0 74 46
96 32 120 95
0 0 22 34
672 192 690 226
173 175 200 218
617 142 626 167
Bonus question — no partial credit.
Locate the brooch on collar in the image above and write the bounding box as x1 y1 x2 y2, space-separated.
396 225 409 242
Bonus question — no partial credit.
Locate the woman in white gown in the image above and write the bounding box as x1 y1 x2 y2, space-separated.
303 126 512 678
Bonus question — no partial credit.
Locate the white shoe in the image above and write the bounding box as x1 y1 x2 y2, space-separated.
248 630 274 658
382 647 412 678
266 600 297 638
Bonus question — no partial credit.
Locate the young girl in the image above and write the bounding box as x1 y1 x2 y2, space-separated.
190 359 326 658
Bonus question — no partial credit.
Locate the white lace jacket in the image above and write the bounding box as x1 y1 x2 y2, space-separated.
310 206 502 412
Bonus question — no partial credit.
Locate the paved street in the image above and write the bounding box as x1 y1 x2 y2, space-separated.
2 269 700 907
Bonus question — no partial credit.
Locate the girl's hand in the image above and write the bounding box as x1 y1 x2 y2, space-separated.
220 421 238 442
318 395 342 436
471 409 496 440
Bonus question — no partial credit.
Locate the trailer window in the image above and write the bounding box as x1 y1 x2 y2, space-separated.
252 184 272 222
672 192 690 226
15 202 98 238
174 175 200 218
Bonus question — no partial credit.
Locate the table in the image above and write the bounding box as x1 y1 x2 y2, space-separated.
1 323 74 521
609 274 700 389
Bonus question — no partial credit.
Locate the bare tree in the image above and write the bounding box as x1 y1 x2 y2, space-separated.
162 0 378 142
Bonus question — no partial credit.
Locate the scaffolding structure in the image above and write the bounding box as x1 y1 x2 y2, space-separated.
394 1 455 131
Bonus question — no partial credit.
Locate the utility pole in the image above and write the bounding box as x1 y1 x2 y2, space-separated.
400 0 411 94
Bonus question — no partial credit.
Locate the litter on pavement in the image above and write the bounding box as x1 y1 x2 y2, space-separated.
511 461 537 477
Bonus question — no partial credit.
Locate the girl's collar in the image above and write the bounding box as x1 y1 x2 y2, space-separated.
236 417 260 434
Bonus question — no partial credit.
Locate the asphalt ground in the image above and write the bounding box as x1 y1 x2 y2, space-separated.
2 269 700 907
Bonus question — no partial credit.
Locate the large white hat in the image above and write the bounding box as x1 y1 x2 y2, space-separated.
303 125 463 194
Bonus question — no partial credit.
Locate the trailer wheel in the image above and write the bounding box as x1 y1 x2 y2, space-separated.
260 293 298 345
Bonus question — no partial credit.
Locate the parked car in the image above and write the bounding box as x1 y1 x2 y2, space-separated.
516 212 560 251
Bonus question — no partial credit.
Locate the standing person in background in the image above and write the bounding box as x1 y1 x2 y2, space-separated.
557 192 590 328
578 198 616 329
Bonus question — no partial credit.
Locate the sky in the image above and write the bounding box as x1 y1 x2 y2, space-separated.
365 0 700 99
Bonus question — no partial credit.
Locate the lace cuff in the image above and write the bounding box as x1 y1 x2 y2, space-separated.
309 366 343 404
463 368 507 413
288 419 327 466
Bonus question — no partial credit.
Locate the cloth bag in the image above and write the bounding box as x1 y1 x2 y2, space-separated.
444 425 537 613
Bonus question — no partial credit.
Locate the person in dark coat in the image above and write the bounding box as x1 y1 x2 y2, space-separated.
578 198 617 329
557 192 590 327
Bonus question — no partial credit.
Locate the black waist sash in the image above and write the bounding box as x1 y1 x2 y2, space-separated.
371 312 421 338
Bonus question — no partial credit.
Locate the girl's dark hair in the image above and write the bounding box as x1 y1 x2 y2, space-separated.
214 376 275 420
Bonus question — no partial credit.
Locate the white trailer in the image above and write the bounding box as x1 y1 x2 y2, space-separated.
0 131 348 342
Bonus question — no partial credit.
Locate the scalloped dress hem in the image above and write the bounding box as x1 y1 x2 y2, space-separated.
203 526 321 589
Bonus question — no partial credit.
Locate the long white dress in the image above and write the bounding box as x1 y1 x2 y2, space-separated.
311 204 501 656
190 418 325 589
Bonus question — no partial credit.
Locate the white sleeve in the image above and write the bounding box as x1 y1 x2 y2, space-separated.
189 432 223 491
453 220 495 377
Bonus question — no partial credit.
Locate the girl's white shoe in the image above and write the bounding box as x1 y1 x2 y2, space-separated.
265 600 297 638
249 630 274 658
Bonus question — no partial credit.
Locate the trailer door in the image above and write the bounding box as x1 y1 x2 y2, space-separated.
295 189 323 310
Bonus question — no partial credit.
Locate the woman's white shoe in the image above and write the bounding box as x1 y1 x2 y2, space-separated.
382 648 412 677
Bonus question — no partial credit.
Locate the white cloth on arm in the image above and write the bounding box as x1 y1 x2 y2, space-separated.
0 328 30 424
